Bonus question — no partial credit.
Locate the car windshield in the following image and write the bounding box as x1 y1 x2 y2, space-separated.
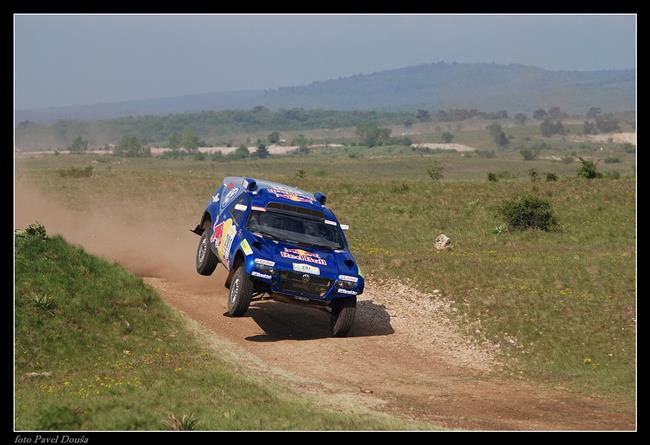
247 210 343 250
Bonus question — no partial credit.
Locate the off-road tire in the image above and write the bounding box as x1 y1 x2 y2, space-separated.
330 296 357 337
196 226 218 276
227 264 253 317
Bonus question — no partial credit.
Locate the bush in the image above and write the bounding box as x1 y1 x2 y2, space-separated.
528 168 539 182
36 404 84 430
622 143 635 154
496 171 517 180
498 194 560 231
576 157 603 179
113 136 150 157
546 172 558 182
520 149 537 161
24 222 48 239
441 132 454 143
229 145 250 160
426 161 444 181
487 172 498 182
540 119 565 137
58 166 93 178
476 150 496 158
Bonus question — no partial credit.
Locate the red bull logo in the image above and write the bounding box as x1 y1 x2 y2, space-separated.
280 248 327 265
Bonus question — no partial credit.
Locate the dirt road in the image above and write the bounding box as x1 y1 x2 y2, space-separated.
15 181 635 430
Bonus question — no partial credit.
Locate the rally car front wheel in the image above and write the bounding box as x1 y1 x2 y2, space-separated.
330 296 357 337
227 265 253 317
196 227 218 276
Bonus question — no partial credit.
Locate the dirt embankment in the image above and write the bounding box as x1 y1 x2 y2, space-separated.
15 181 635 430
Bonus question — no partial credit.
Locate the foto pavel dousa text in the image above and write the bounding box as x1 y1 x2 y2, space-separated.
15 436 88 444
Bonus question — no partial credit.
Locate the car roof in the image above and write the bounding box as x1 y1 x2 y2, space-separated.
222 176 337 220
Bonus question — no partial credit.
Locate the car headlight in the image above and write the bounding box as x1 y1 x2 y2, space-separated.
255 258 276 274
337 275 359 289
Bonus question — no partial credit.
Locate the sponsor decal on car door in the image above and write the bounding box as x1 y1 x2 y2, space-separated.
211 218 237 266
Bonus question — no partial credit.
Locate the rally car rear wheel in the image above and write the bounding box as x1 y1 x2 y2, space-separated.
227 265 253 317
196 227 218 276
330 296 356 337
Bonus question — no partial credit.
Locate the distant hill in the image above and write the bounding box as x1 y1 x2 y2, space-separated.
16 62 635 123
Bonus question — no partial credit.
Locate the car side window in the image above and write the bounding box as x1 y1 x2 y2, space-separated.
229 196 248 225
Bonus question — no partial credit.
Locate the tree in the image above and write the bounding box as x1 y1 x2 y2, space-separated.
576 157 603 179
488 123 509 147
230 144 250 159
355 121 391 147
254 143 270 159
547 107 563 119
180 129 200 152
114 135 150 157
403 119 414 129
68 136 88 153
168 132 181 149
595 114 620 133
540 119 565 137
292 134 309 149
514 113 527 125
268 131 280 144
441 132 454 143
583 121 598 135
520 148 537 161
586 107 602 118
416 110 430 122
533 108 548 120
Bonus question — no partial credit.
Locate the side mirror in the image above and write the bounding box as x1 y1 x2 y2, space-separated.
340 224 349 231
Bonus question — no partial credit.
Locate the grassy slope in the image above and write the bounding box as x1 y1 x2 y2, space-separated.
16 149 636 404
15 232 424 430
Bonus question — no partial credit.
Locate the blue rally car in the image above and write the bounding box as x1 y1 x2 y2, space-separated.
191 177 364 337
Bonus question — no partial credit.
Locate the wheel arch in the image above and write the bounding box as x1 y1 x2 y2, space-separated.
224 249 246 289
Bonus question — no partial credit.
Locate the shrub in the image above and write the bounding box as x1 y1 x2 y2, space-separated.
540 119 565 137
229 145 250 160
576 157 603 179
546 172 558 182
622 143 635 154
476 150 496 158
528 168 539 182
390 182 410 193
426 161 444 181
25 222 48 239
441 132 454 143
164 413 199 431
487 172 498 182
58 166 93 178
295 169 306 179
520 149 537 161
496 171 517 180
498 194 560 231
36 405 84 430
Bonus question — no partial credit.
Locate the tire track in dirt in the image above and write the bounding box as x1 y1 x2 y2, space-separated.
15 180 635 430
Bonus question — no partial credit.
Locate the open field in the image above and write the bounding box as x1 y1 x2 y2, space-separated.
16 147 636 413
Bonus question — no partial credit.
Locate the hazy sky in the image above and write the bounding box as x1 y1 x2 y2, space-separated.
15 14 636 110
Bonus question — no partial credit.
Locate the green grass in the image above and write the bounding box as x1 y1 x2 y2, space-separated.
15 230 429 430
16 149 636 405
